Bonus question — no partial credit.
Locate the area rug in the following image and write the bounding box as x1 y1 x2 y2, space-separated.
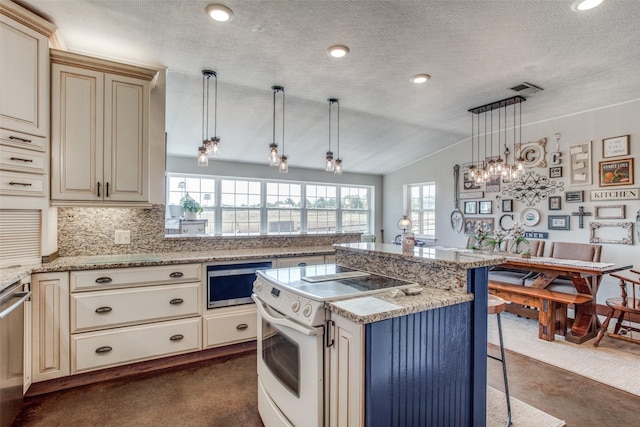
488 312 640 396
487 387 565 427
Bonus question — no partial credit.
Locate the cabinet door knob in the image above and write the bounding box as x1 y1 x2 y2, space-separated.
95 346 112 354
236 323 249 330
169 298 183 305
169 272 184 278
95 277 112 284
170 334 184 341
95 306 113 314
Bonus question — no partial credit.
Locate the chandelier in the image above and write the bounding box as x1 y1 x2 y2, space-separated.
197 70 220 167
468 96 525 184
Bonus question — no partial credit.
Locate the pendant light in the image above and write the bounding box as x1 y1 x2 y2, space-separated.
197 70 220 166
325 98 338 172
268 86 288 173
333 99 343 175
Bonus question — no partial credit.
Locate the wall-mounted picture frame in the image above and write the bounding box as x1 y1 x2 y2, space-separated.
501 199 513 212
569 141 592 186
485 174 501 193
479 201 492 214
464 201 477 214
589 221 633 245
463 172 482 190
549 196 562 210
514 138 547 169
566 190 584 203
599 158 634 187
548 215 570 230
602 135 630 158
594 205 626 219
549 166 563 178
460 191 484 200
464 217 495 235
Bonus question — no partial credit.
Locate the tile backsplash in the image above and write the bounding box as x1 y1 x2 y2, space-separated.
57 204 361 256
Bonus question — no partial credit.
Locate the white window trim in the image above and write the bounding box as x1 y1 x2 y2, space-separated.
405 182 436 239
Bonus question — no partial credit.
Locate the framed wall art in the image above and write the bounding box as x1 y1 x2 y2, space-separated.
565 190 584 203
463 172 482 190
594 205 625 219
548 215 570 230
569 142 592 186
549 196 561 210
464 217 494 235
464 201 477 214
549 166 562 178
501 199 513 212
589 221 633 245
460 191 484 200
602 135 630 158
599 158 634 187
479 201 492 214
514 138 547 169
486 174 501 193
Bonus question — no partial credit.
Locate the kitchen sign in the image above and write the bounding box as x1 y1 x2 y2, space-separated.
590 188 640 201
524 231 549 239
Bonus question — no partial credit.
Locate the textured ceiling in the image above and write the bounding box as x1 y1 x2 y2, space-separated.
17 0 640 175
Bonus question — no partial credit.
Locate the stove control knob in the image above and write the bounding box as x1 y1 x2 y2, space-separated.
253 280 263 292
302 304 313 318
291 300 300 313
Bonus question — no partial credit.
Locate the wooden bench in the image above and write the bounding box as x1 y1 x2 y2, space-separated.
488 281 593 341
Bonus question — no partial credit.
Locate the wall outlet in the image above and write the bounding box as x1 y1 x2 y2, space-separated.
114 230 131 245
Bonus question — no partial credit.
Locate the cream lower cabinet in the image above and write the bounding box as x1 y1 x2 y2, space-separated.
275 255 332 268
69 264 202 374
329 313 364 427
203 305 258 349
50 49 156 205
31 272 70 383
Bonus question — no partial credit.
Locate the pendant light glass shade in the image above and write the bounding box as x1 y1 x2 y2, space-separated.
269 86 287 172
332 99 343 174
334 158 342 175
325 98 338 172
197 146 208 167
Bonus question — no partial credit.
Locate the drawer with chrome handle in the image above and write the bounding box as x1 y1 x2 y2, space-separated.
70 282 201 333
70 264 201 291
72 317 202 373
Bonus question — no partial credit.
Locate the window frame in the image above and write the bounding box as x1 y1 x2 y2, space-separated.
406 182 436 238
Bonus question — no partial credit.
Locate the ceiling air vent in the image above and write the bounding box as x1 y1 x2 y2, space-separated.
509 82 543 97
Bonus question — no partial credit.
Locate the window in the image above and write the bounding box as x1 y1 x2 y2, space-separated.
221 179 261 235
306 184 337 233
408 183 436 237
165 173 373 236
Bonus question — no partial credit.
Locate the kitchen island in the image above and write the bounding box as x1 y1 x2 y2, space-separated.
329 243 504 426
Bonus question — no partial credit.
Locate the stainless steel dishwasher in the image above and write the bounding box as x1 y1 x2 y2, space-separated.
0 280 30 427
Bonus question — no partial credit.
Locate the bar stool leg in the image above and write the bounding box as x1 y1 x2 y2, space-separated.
496 312 512 427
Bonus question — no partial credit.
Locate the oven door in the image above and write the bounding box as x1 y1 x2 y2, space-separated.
252 295 325 427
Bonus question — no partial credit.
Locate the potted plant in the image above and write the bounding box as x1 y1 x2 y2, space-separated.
509 222 529 255
181 196 203 220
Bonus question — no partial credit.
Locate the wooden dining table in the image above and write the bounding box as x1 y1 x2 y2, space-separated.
496 255 632 343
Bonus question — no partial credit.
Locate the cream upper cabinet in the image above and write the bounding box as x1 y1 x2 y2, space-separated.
0 1 56 137
50 49 156 205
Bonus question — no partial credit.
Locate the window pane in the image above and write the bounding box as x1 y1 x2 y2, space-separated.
342 211 368 232
307 210 337 233
221 179 261 208
341 186 368 210
267 210 301 234
407 183 435 237
221 209 261 235
306 184 337 209
266 182 301 208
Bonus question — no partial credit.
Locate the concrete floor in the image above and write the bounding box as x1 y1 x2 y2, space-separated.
13 346 640 427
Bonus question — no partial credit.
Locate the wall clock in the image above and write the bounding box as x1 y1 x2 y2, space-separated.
515 137 547 169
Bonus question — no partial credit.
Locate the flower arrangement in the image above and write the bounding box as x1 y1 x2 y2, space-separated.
487 227 507 252
509 222 529 254
181 195 203 214
469 223 492 250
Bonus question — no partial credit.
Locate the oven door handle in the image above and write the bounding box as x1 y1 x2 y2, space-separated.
0 291 31 320
252 294 322 337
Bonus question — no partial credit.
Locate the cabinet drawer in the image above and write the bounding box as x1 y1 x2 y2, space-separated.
204 306 257 348
71 264 202 291
0 129 47 152
71 282 201 333
71 317 201 373
276 255 326 268
0 170 45 196
0 145 46 173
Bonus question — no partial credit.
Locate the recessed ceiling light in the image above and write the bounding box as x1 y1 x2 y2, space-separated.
327 45 350 58
206 4 234 22
410 74 431 84
571 0 604 12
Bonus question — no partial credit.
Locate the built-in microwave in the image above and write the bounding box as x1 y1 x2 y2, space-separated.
206 261 273 309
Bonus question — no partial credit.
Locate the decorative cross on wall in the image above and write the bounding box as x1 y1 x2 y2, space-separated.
572 206 592 229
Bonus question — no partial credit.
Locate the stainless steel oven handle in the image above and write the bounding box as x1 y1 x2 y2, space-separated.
0 291 31 320
251 294 322 337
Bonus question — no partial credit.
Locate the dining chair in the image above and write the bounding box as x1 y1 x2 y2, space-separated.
593 269 640 347
488 240 545 285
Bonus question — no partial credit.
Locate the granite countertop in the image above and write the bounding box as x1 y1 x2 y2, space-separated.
334 242 505 268
327 285 474 324
0 246 335 292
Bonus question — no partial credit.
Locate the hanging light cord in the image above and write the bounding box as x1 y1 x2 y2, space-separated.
336 100 340 159
272 88 276 145
213 72 217 137
202 73 206 142
281 88 285 154
328 101 332 152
